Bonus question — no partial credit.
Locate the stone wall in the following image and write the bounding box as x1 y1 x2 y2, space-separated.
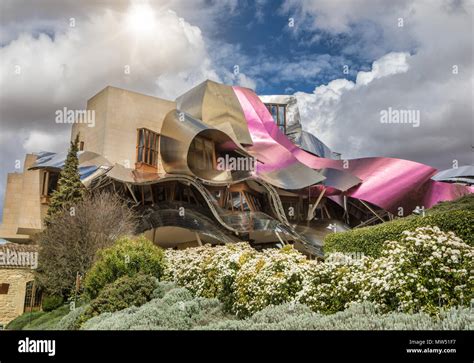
0 268 35 327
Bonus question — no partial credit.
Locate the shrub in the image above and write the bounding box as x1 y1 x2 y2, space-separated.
165 227 472 317
204 302 473 330
232 246 311 317
360 226 473 314
56 304 89 330
22 305 71 330
428 194 474 213
35 191 137 298
81 282 230 330
83 235 165 298
42 295 64 312
80 273 158 324
164 242 255 311
324 210 473 257
6 311 45 330
295 253 370 314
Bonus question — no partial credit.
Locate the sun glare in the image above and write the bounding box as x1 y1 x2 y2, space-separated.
126 4 155 34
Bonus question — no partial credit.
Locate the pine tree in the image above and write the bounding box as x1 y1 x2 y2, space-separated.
45 133 84 224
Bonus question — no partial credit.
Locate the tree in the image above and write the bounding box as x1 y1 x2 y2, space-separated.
45 133 84 224
35 192 137 298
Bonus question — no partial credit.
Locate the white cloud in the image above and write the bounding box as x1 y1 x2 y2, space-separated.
22 130 70 154
289 1 473 170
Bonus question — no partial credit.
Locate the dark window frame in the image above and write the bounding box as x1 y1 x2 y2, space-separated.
0 283 9 294
136 128 159 167
264 103 287 133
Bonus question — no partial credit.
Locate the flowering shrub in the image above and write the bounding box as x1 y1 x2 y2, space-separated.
164 243 256 311
360 226 473 314
164 226 473 317
296 253 371 313
232 246 311 317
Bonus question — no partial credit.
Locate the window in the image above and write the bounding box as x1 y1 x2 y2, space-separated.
188 136 216 171
264 103 287 133
79 141 84 151
0 283 9 294
23 281 42 312
41 171 59 197
136 128 159 167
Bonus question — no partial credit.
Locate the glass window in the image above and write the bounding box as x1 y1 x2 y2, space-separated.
136 128 159 166
264 103 287 133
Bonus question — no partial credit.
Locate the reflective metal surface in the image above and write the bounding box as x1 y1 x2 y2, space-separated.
233 86 472 214
233 86 327 190
160 109 253 183
176 80 253 145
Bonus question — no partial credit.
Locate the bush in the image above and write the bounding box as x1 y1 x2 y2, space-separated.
83 235 165 298
164 243 255 311
324 210 473 257
56 304 89 330
81 282 230 330
360 226 473 314
232 246 311 317
164 227 473 317
204 302 473 330
42 295 64 312
6 311 45 330
80 273 158 325
428 194 474 213
22 305 71 330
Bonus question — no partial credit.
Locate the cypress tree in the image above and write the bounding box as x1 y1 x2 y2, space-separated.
45 133 84 224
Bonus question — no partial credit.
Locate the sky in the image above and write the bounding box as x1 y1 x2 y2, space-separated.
0 0 473 221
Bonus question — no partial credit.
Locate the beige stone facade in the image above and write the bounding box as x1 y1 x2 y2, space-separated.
0 154 46 242
0 243 39 327
0 268 35 327
71 86 175 170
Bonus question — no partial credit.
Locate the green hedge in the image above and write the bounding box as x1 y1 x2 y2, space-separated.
83 235 165 299
80 273 158 325
324 210 473 257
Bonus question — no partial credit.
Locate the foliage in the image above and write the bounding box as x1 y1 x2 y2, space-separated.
42 295 64 312
45 133 84 223
35 191 137 298
324 210 473 257
427 194 474 214
164 242 256 311
165 227 473 317
22 305 71 330
81 282 230 330
5 311 45 330
79 274 158 325
204 302 473 330
360 226 473 314
83 235 165 299
232 246 310 317
56 304 89 330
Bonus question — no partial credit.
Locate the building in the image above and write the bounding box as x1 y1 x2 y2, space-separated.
0 80 472 257
0 243 40 327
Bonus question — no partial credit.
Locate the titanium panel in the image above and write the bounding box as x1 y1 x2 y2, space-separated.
176 80 253 145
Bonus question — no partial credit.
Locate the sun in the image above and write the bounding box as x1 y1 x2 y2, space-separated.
126 4 155 34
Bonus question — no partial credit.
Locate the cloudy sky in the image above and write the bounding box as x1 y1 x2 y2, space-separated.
0 0 473 221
